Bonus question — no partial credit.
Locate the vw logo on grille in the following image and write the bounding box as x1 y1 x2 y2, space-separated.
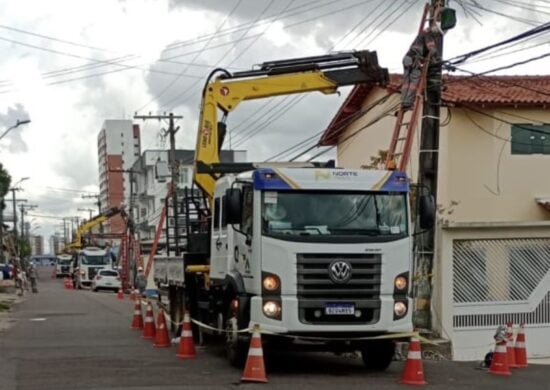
328 260 352 284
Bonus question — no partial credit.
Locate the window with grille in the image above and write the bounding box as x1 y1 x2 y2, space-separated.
511 124 550 155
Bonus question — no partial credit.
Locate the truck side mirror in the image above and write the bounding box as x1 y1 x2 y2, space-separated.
419 195 435 230
225 188 242 225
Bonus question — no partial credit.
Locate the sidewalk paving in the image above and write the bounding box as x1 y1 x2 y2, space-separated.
0 280 26 333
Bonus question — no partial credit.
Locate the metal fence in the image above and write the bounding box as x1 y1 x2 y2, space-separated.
452 238 550 328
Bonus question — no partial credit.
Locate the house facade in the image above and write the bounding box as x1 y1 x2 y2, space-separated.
320 75 550 360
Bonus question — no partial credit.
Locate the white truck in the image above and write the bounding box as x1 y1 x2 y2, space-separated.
72 246 114 289
152 51 435 369
55 254 73 278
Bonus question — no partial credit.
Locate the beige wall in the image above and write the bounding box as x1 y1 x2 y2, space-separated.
439 107 550 223
336 96 550 223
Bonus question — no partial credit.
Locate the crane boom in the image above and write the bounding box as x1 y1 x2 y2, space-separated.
193 50 389 201
65 207 126 250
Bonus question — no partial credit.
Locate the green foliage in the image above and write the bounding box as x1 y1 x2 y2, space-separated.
17 238 31 257
0 163 11 209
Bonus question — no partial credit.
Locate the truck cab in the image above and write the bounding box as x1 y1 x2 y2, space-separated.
205 167 412 368
55 254 73 278
72 246 113 289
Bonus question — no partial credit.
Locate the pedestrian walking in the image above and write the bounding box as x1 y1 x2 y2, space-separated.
136 267 147 296
28 263 39 293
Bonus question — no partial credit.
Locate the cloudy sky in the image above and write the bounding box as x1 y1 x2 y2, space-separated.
0 0 548 251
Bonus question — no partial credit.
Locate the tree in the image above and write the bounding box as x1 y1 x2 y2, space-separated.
0 163 11 209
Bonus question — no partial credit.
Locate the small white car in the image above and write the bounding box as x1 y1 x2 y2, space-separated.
91 269 121 292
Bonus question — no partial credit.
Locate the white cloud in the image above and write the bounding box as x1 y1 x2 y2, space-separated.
0 0 547 250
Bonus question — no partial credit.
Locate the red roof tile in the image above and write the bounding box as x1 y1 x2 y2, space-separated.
320 74 550 146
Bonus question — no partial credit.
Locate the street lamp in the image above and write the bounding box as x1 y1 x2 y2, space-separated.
0 119 31 141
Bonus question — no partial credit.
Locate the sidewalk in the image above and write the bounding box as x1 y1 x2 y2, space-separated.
0 280 26 333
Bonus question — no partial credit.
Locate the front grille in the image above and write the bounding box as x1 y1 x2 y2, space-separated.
297 253 381 324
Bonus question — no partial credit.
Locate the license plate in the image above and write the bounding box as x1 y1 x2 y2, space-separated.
324 303 355 315
105 282 112 286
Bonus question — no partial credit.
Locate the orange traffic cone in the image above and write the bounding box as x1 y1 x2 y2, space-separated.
142 302 156 339
69 279 75 290
63 278 69 289
154 308 171 348
489 338 511 376
399 336 427 385
176 311 196 359
117 288 124 300
129 289 136 301
131 301 144 330
506 322 518 368
514 323 528 368
241 325 268 383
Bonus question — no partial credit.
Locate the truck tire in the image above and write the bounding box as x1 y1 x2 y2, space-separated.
360 340 394 371
225 307 247 368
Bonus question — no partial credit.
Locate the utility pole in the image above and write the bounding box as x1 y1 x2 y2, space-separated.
78 208 94 221
134 113 183 256
414 0 449 330
19 204 37 258
82 193 101 215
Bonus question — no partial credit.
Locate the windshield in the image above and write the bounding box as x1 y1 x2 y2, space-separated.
81 254 111 266
261 191 407 238
58 260 71 265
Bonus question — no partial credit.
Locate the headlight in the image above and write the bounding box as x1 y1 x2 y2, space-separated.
262 301 281 319
394 276 408 291
394 301 407 317
262 275 280 291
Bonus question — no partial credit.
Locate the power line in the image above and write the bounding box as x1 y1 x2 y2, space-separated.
164 0 378 110
162 0 285 110
225 0 403 149
136 0 245 112
444 20 550 66
305 101 401 161
456 0 542 25
163 0 359 52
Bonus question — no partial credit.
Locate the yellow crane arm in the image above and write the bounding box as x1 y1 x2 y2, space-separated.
66 207 126 250
193 50 388 201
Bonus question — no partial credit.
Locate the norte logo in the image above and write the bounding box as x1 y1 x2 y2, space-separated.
314 170 358 180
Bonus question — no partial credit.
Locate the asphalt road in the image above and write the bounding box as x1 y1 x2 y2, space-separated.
0 266 548 390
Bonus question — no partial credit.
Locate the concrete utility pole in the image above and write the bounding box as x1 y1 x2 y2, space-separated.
82 193 101 215
19 204 37 258
134 113 183 256
414 0 447 330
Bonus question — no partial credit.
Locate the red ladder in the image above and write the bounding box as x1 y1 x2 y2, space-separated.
385 4 431 172
144 182 173 278
384 62 429 172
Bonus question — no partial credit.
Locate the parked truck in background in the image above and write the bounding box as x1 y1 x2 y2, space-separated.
55 253 73 278
72 246 115 289
152 51 435 369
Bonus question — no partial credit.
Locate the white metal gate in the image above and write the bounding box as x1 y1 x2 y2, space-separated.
452 238 550 360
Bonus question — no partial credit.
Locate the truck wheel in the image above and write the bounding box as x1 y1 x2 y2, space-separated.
225 308 247 368
360 340 394 371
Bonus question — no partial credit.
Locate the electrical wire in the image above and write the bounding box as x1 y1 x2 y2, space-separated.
165 0 378 111
135 0 245 112
162 0 285 110
456 0 542 25
444 20 550 66
225 0 406 150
